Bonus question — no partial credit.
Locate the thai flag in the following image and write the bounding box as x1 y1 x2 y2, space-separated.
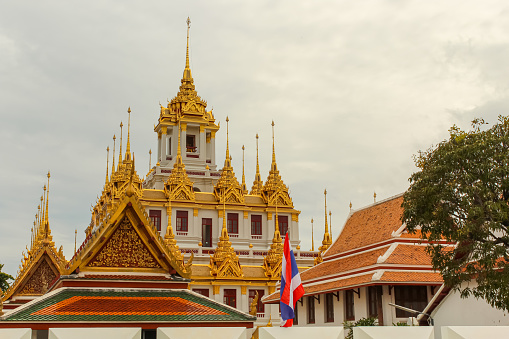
280 232 305 327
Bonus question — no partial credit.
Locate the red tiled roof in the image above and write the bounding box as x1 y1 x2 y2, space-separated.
32 296 227 316
380 271 442 283
326 195 405 256
301 247 389 282
384 245 432 266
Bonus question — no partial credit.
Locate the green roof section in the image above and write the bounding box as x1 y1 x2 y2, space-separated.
1 288 256 323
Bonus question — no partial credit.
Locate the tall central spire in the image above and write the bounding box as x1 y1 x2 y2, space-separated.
251 134 263 195
125 107 131 161
183 17 192 81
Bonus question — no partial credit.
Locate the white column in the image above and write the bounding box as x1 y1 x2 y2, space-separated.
211 131 216 165
199 126 206 161
161 126 167 163
181 123 187 156
157 132 161 163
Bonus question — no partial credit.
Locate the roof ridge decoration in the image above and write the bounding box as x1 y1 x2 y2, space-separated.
315 189 333 265
241 145 248 195
2 177 66 302
213 117 245 204
262 203 283 279
66 170 191 279
250 133 264 195
262 121 292 207
164 113 195 201
210 191 243 279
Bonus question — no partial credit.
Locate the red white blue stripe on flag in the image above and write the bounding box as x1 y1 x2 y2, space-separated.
280 232 305 327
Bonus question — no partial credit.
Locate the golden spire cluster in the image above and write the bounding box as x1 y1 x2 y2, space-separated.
89 108 143 234
213 117 244 204
263 200 284 278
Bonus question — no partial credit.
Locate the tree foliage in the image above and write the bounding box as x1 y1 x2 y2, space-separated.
402 116 509 311
0 263 14 293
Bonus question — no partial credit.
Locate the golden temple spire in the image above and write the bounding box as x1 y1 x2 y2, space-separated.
112 135 116 175
184 17 192 80
118 122 123 169
41 185 46 235
262 120 292 206
44 172 50 235
311 218 314 251
251 133 263 195
213 116 244 204
262 199 283 278
125 107 131 161
329 210 332 239
241 145 248 194
374 191 377 203
105 146 110 184
163 112 195 201
319 189 332 250
74 229 77 255
350 201 352 211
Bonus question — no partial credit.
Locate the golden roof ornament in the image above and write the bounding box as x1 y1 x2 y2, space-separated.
210 190 243 278
105 146 110 185
250 133 264 195
374 191 377 203
213 117 245 204
125 107 132 161
112 134 116 177
241 145 248 194
118 121 123 171
263 201 284 279
262 121 292 207
311 218 314 251
164 113 195 201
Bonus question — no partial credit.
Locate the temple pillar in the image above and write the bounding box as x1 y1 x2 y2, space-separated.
199 125 206 161
161 126 167 164
181 123 187 156
157 132 162 163
211 131 216 165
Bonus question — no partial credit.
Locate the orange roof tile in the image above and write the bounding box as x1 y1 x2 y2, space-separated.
326 195 404 256
384 245 432 266
301 247 389 282
380 271 442 283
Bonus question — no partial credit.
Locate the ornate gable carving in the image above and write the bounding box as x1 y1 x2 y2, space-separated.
212 256 244 279
88 216 162 269
18 257 58 295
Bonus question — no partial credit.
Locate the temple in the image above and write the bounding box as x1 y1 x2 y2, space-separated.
0 18 318 334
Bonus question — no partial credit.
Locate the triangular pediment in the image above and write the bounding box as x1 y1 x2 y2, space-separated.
87 216 162 269
67 194 191 278
215 257 243 279
3 250 63 301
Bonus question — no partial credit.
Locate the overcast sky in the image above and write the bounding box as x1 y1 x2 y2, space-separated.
1 1 509 276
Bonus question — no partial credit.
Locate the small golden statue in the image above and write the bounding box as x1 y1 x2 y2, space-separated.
249 291 259 316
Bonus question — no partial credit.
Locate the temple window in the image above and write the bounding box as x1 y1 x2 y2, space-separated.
176 211 188 232
149 210 161 232
202 218 212 247
227 213 238 234
394 286 427 318
251 215 262 236
278 215 288 237
325 293 335 323
307 296 315 324
224 289 237 308
186 135 196 152
345 290 355 321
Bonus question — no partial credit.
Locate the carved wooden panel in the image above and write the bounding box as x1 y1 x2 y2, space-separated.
88 216 161 269
19 258 57 295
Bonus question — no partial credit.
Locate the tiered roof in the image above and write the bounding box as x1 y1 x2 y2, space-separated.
263 194 450 303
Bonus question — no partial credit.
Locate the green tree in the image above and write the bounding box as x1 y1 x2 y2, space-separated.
402 116 509 311
0 263 14 293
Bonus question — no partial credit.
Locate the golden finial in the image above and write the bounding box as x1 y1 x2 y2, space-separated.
349 201 352 211
118 122 123 167
44 171 50 238
105 146 110 184
149 149 152 171
74 229 77 255
41 186 46 230
374 191 376 203
241 145 247 194
329 210 333 238
251 133 263 195
125 107 132 160
112 135 116 175
225 116 231 167
267 316 272 327
311 218 314 251
271 120 276 165
324 189 329 235
183 17 192 80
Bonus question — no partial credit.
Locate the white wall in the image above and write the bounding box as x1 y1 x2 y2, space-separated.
432 282 509 339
